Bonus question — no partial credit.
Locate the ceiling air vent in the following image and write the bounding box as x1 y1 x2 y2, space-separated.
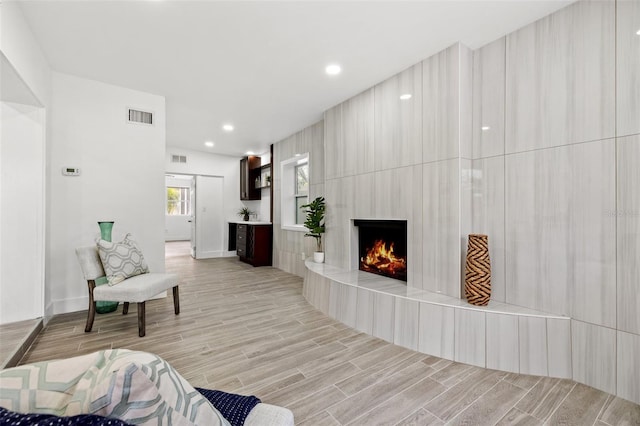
171 155 187 163
128 108 153 125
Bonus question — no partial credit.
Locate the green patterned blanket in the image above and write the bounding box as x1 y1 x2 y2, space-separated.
0 349 230 426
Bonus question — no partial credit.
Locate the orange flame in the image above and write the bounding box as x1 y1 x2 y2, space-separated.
361 240 407 278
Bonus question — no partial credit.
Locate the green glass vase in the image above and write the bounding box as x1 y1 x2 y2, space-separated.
96 221 119 314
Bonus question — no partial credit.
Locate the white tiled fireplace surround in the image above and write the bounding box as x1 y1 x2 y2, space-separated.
308 220 568 381
271 0 640 406
304 259 572 378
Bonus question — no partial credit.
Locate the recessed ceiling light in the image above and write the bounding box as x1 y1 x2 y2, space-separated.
325 64 342 76
246 151 255 155
636 29 640 35
222 124 234 132
400 93 412 100
481 126 491 131
204 141 214 147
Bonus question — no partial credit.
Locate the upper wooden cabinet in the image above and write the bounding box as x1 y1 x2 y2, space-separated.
240 155 261 200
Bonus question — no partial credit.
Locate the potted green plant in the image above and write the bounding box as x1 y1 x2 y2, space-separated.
300 196 325 263
237 207 253 221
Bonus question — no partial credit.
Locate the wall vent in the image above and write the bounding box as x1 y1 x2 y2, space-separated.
171 155 187 163
128 108 153 125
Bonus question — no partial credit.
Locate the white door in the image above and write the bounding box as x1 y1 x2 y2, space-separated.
194 175 224 259
189 177 196 258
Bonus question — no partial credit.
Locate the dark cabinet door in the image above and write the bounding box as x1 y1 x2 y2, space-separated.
236 224 271 267
236 224 247 257
240 156 261 200
240 158 249 200
250 225 272 266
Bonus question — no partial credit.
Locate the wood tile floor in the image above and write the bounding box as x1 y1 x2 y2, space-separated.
0 318 41 368
20 242 640 425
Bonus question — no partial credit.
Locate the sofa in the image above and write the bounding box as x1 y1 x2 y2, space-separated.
0 349 294 426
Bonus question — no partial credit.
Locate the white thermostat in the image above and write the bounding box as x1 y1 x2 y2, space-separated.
62 167 81 176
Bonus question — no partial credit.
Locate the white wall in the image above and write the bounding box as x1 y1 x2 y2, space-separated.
0 102 45 323
47 72 166 316
0 2 51 108
165 175 192 241
0 1 51 324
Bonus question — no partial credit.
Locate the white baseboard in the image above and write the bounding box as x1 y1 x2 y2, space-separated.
52 296 87 315
44 301 55 325
51 291 167 316
195 250 227 259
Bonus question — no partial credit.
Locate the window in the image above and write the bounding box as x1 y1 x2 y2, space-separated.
280 153 310 231
166 187 191 215
295 163 309 224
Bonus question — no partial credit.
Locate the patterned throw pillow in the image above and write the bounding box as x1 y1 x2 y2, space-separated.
97 233 149 286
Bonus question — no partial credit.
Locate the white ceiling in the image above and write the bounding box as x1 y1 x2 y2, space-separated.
19 0 572 157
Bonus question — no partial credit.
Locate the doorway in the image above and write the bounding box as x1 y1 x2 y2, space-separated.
165 174 224 259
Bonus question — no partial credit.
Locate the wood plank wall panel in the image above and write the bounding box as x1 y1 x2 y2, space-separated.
470 156 505 303
417 302 454 360
323 105 342 181
393 298 419 351
472 37 505 159
422 159 461 296
617 135 640 335
343 89 375 176
505 0 615 154
374 166 423 288
505 140 615 328
486 313 518 373
324 176 354 270
546 318 572 379
518 316 548 376
423 43 462 163
616 0 640 137
454 308 486 368
373 63 423 171
617 330 640 405
571 320 616 395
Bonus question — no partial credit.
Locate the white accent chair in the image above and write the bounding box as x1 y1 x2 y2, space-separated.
75 246 180 337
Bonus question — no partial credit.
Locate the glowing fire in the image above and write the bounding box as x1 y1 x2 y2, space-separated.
361 239 407 278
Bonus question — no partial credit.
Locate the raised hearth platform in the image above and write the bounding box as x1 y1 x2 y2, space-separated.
304 260 571 379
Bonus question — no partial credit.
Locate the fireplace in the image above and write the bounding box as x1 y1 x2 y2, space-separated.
354 219 407 282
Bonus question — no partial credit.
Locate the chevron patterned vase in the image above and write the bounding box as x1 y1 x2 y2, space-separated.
464 234 491 306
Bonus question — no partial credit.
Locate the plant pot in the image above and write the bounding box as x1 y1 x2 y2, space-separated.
313 252 325 263
96 221 119 314
243 215 249 221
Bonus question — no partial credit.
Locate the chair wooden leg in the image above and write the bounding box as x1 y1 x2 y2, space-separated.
173 286 180 315
123 302 129 315
85 280 96 333
85 302 96 332
137 302 146 337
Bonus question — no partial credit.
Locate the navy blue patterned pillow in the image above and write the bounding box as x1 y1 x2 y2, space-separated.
0 406 133 425
196 387 260 426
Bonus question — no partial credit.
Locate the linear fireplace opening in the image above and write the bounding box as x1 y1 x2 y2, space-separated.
354 219 407 282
